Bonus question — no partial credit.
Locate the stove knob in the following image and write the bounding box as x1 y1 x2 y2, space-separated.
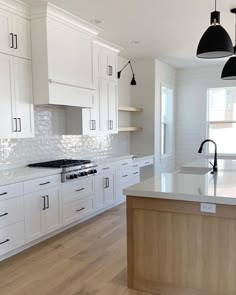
69 175 74 179
93 169 97 174
73 174 78 178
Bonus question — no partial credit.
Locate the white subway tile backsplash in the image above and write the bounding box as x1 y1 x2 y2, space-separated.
0 106 129 170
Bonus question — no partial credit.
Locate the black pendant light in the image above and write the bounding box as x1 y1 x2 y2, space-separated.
197 0 234 59
117 61 137 86
222 9 236 80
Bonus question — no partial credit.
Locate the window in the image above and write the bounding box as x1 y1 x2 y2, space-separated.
207 87 236 154
161 86 173 158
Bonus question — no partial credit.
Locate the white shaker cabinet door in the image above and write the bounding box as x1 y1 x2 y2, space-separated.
94 174 104 209
12 15 31 60
0 54 16 138
108 81 118 134
14 57 34 138
100 79 109 132
44 187 61 235
103 172 115 205
0 10 13 56
24 192 44 242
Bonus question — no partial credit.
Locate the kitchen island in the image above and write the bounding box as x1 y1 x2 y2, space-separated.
124 159 236 295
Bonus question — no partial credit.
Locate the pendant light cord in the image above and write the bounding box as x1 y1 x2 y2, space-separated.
215 0 217 11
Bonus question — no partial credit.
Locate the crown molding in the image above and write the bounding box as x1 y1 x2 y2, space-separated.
94 37 122 53
30 2 102 36
0 0 30 17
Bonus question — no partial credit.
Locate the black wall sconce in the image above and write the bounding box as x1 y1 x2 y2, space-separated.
117 61 137 85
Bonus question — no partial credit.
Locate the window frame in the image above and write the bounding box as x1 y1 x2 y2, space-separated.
206 87 236 157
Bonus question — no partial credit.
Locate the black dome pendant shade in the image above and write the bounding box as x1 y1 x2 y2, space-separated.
197 1 234 59
222 9 236 80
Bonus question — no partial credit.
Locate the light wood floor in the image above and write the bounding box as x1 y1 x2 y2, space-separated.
0 204 152 295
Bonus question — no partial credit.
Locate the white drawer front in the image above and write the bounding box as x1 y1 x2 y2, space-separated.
140 158 154 167
116 159 132 169
117 168 133 185
0 196 24 229
24 174 61 194
62 177 94 204
0 183 23 200
0 222 25 256
63 197 93 225
96 163 115 175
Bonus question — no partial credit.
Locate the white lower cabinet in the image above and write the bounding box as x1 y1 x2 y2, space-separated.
63 197 93 225
61 177 94 225
95 171 115 209
0 222 25 256
24 186 61 242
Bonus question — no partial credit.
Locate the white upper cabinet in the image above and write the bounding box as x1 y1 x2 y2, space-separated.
30 4 100 108
14 57 34 138
0 10 31 60
0 54 15 138
100 79 118 134
0 9 13 56
0 54 34 139
93 42 118 81
12 15 31 60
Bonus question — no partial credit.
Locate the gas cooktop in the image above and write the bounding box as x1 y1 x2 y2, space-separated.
28 159 92 168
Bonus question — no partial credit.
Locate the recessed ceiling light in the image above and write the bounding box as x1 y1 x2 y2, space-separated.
90 19 104 25
130 41 141 45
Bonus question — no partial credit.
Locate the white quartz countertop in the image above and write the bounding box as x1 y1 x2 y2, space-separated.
124 159 236 206
0 167 62 186
0 154 154 186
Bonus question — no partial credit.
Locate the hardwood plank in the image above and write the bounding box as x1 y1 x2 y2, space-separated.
0 203 153 295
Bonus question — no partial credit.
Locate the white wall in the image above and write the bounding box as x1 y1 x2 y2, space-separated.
176 65 236 169
155 60 176 174
129 59 176 178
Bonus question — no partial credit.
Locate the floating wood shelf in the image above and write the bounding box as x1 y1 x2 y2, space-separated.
118 106 143 112
118 127 143 132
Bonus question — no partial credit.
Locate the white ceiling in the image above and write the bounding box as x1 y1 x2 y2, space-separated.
26 0 236 68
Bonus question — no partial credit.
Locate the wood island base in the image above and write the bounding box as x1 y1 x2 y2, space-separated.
126 196 236 295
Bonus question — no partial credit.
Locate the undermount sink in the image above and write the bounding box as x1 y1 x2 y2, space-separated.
177 167 212 175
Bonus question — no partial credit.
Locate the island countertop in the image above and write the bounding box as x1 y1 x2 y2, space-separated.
123 159 236 205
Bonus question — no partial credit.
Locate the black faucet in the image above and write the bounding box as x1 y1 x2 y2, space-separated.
198 139 218 174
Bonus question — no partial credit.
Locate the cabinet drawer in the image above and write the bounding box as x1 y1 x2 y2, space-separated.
63 197 93 225
24 174 61 194
116 159 132 169
117 168 133 185
61 177 94 204
0 222 25 256
96 163 115 175
0 183 23 200
0 196 24 229
140 158 154 167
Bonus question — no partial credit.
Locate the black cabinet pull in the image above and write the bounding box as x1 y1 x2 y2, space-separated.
133 172 139 175
108 65 113 76
46 195 49 209
0 239 10 245
13 118 17 133
18 118 21 132
0 192 7 196
76 188 85 192
76 207 85 212
42 196 46 210
122 175 128 178
103 167 110 170
9 33 14 48
39 182 50 186
0 213 8 218
104 177 110 188
14 34 18 49
122 163 128 166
